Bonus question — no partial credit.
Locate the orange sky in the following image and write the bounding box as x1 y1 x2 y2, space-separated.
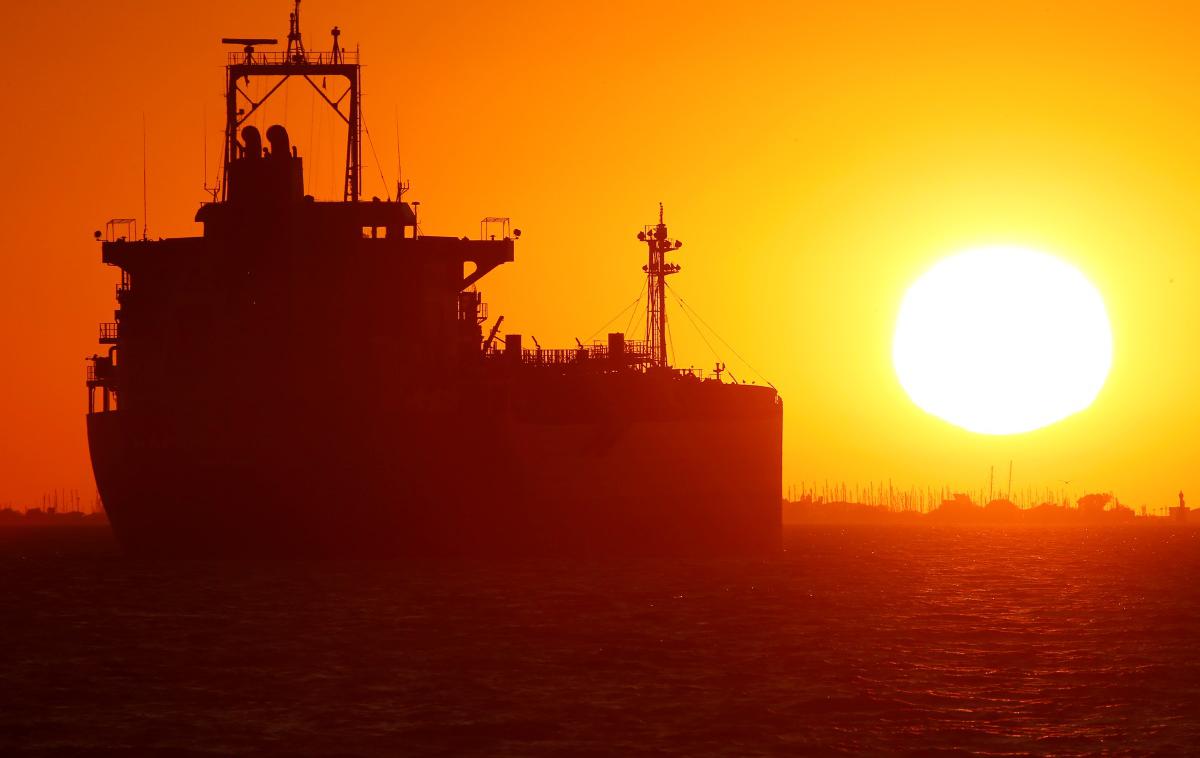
3 0 1200 510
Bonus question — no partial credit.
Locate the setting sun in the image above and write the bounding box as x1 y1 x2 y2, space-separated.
893 246 1112 435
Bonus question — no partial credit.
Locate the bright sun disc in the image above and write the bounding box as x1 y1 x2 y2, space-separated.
893 245 1112 435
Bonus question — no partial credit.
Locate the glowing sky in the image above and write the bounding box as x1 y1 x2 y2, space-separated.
3 1 1200 510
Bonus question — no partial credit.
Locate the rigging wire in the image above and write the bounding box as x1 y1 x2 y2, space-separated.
309 74 324 195
330 100 337 199
205 105 223 200
625 297 644 340
668 288 721 365
665 281 775 388
666 322 677 367
625 282 649 341
316 88 328 197
585 283 646 343
361 110 391 200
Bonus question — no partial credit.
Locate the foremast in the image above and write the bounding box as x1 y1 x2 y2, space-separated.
638 203 682 368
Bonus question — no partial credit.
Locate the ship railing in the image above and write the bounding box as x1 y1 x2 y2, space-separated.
86 363 115 385
520 348 590 366
511 340 656 367
115 282 131 299
98 322 119 344
105 219 137 243
227 50 360 66
587 340 654 363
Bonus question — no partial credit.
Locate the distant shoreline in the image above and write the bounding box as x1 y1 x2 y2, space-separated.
0 509 108 527
1 501 1191 532
784 495 1194 527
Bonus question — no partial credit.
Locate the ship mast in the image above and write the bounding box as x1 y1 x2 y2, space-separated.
220 0 362 201
638 203 682 368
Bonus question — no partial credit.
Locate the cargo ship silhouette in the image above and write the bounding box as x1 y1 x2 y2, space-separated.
85 3 783 557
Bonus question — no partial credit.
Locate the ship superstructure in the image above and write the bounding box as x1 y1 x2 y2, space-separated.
85 3 782 557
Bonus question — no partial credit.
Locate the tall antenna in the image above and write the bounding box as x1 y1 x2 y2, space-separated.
286 0 307 62
142 113 149 240
394 107 409 199
202 107 219 202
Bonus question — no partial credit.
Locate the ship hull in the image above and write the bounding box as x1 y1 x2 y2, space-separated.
88 386 782 558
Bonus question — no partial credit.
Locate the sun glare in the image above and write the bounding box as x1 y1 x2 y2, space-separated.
892 245 1112 435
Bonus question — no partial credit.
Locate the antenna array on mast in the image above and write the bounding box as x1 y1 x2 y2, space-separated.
219 1 362 201
637 203 683 368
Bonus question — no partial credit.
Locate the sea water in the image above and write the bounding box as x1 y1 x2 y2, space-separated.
1 525 1196 755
